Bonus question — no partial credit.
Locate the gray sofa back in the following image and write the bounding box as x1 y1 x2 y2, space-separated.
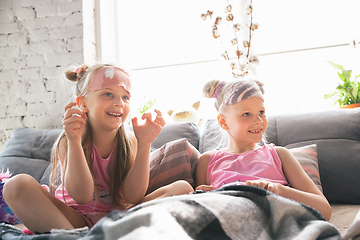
1 109 359 204
267 109 360 204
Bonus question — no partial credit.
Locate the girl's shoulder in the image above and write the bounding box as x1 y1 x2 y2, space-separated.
273 145 296 164
200 150 212 159
273 145 290 155
199 150 214 164
196 151 213 181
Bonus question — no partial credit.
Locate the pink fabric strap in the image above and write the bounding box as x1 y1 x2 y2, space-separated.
81 67 132 97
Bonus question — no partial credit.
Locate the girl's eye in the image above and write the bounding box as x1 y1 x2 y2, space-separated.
104 93 113 97
122 95 130 101
242 112 250 117
259 110 265 115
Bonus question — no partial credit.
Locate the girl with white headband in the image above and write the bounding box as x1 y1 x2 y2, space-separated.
4 63 194 233
196 79 332 220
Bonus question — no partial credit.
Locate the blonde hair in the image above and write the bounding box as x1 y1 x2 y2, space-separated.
50 63 133 208
202 79 265 112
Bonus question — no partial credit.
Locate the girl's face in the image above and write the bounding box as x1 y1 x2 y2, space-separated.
221 97 267 145
81 86 131 132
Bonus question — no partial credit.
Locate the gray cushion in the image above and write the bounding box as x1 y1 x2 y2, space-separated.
0 128 63 160
152 122 200 150
0 128 62 183
0 157 50 183
267 109 360 147
199 119 228 153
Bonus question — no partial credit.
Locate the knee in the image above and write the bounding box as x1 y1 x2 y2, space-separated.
3 174 36 202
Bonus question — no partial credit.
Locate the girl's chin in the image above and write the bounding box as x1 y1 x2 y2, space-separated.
106 121 125 131
248 135 264 143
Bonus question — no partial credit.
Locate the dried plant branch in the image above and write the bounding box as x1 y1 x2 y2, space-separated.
246 1 253 58
201 0 259 78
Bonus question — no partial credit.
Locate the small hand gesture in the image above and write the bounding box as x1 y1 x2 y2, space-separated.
62 102 87 143
245 180 282 195
195 185 216 192
131 109 165 146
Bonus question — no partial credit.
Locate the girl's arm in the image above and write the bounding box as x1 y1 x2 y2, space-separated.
246 146 332 220
277 147 332 220
195 152 216 191
61 102 94 204
122 110 165 204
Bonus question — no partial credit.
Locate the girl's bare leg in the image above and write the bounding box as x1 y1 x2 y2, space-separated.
13 223 27 230
3 174 87 233
142 180 194 203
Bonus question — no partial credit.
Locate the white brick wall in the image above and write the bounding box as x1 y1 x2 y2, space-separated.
0 0 85 151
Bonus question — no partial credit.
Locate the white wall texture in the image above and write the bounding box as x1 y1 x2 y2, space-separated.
0 0 86 151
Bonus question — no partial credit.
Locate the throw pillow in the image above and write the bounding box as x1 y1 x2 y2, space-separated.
199 119 228 154
288 144 322 192
151 122 201 151
146 138 198 195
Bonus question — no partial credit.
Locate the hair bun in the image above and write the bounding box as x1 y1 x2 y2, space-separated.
65 69 78 82
254 80 265 95
203 80 224 98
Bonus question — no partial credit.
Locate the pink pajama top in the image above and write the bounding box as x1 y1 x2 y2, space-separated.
55 144 130 227
207 144 289 189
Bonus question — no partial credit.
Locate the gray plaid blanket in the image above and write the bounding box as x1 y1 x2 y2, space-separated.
0 185 341 240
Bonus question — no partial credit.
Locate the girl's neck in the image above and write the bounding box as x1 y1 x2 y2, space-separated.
92 128 118 159
226 139 259 155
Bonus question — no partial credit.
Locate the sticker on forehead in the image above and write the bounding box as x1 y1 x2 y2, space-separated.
82 67 132 96
105 67 115 78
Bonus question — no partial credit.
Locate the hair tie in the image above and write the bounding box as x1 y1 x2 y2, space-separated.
75 64 89 81
213 81 226 98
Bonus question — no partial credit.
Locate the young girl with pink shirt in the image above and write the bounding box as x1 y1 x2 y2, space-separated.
3 63 193 233
196 79 332 220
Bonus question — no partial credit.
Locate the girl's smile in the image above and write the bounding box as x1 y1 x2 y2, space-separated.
248 128 263 134
107 112 123 118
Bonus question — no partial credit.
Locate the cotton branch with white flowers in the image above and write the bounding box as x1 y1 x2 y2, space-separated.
201 0 260 78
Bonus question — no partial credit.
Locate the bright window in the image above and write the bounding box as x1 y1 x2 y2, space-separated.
97 0 360 123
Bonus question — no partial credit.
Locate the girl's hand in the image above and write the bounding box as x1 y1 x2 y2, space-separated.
131 109 165 146
245 180 282 195
195 184 216 192
62 102 87 143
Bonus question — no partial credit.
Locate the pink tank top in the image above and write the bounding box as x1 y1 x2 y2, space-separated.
55 144 129 226
207 144 289 189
